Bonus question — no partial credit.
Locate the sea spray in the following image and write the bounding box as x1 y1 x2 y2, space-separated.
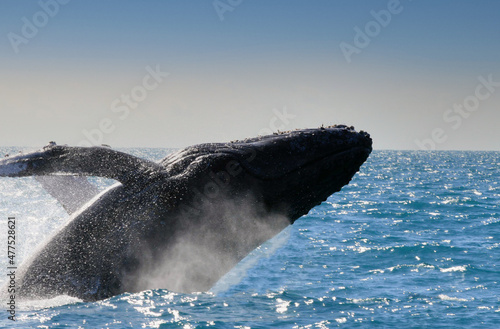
127 195 290 294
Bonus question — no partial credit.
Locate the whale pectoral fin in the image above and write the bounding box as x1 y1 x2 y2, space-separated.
35 175 100 215
0 143 163 186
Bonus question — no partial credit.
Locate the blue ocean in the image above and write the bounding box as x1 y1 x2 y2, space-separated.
0 149 498 328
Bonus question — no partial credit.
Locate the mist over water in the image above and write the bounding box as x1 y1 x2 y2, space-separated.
128 196 290 294
0 149 499 328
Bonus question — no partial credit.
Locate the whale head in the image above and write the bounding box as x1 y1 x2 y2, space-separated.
161 125 372 223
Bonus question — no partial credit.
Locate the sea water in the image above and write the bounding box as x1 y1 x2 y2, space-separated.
0 149 498 328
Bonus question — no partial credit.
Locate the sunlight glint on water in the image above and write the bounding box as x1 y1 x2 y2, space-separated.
0 149 499 328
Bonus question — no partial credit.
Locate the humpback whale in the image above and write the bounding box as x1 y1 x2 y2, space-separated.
0 125 372 301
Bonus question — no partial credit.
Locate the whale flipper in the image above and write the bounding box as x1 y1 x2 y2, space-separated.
35 175 100 214
0 144 163 185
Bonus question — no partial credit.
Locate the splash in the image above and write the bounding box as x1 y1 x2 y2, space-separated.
18 295 83 311
210 226 291 294
125 195 291 295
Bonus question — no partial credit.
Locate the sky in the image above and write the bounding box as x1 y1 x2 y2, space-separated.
0 0 499 150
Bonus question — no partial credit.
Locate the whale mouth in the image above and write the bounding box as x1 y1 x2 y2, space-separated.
249 144 372 222
226 128 372 221
239 145 372 181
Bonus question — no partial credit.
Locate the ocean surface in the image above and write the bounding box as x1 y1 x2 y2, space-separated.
0 149 499 328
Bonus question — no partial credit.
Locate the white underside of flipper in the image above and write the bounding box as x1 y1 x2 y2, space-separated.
35 176 100 215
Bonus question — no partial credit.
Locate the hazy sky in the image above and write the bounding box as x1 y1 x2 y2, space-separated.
1 0 499 150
